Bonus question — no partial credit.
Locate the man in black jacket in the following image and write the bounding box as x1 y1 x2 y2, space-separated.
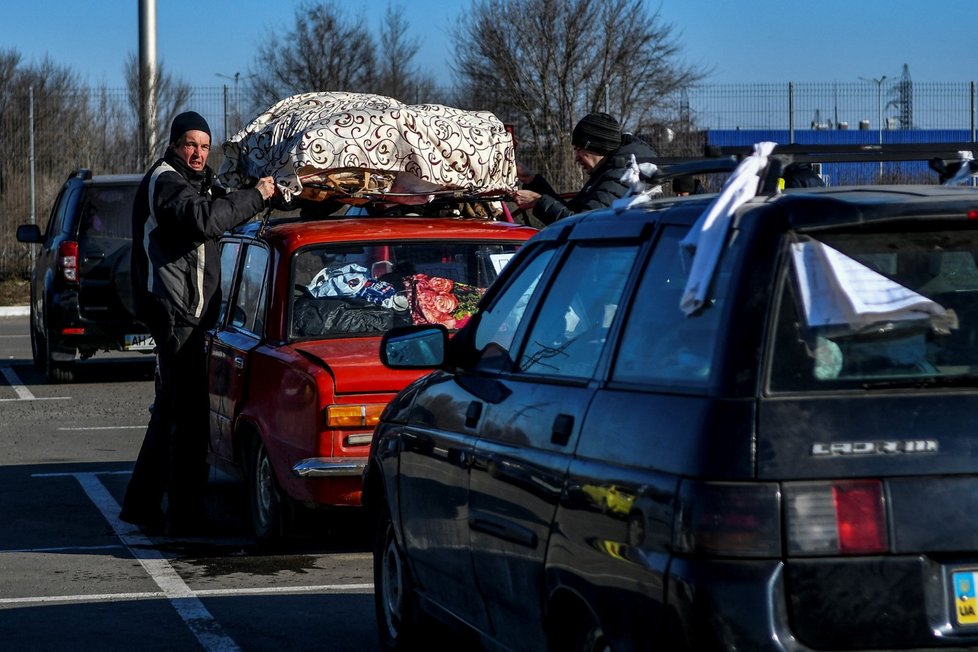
514 112 657 225
121 111 275 535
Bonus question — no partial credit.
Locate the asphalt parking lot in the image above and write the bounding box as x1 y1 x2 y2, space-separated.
0 314 379 651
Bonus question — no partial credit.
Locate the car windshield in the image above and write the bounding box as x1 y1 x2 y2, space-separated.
290 240 521 339
770 228 978 390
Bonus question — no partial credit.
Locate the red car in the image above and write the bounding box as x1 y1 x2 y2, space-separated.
206 208 536 543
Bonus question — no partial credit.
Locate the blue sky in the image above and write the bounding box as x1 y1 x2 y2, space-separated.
1 0 976 89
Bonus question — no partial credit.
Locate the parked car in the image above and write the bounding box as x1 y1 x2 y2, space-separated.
207 205 534 544
365 143 978 650
207 91 536 544
16 169 152 382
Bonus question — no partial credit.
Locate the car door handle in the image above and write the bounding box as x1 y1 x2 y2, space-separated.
465 401 483 429
233 356 245 369
551 413 574 446
84 251 105 261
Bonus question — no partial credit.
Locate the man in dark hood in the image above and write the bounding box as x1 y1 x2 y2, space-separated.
121 111 275 535
514 112 658 225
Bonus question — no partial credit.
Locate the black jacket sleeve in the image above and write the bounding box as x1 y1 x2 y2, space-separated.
152 167 265 241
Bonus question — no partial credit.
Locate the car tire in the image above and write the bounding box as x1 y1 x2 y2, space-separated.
548 602 611 652
248 434 290 546
374 504 424 651
29 306 44 368
44 330 74 384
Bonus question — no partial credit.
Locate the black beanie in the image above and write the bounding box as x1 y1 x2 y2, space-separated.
572 112 621 155
169 111 211 145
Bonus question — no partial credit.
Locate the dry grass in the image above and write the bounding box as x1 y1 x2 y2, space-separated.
0 277 29 306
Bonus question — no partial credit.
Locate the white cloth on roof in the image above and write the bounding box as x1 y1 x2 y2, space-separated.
943 150 976 186
679 141 776 315
612 155 661 211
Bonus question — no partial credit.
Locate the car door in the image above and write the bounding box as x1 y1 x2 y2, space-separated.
395 243 558 635
468 235 643 650
207 240 268 466
75 182 140 323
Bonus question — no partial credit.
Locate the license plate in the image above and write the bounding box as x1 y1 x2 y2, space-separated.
951 569 978 626
124 334 156 351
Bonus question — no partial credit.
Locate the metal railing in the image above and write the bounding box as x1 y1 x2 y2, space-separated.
2 81 977 277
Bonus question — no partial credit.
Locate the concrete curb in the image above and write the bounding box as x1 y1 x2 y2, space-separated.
0 306 29 318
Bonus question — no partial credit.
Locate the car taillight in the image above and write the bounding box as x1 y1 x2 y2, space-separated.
326 403 385 429
784 479 887 555
674 480 781 557
57 240 79 283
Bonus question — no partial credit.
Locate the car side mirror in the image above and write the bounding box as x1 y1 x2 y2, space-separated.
381 324 449 369
16 224 43 244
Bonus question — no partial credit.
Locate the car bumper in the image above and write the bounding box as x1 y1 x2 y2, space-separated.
291 457 368 478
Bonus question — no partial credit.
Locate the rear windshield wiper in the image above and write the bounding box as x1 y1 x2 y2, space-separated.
861 374 978 389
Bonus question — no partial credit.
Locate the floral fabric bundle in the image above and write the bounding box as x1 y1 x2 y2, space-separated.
407 274 484 330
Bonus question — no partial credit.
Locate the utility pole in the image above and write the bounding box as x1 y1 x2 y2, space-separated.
139 0 158 168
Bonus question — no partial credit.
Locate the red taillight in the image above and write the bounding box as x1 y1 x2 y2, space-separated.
785 479 887 556
967 210 978 220
833 481 886 553
57 240 79 283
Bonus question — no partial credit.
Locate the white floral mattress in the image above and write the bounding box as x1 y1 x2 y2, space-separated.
218 91 517 203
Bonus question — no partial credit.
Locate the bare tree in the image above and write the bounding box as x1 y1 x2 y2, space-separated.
0 52 107 275
453 0 707 189
246 1 377 111
246 0 443 112
124 54 192 164
375 3 439 103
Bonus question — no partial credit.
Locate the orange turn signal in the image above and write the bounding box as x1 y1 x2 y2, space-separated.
326 404 384 428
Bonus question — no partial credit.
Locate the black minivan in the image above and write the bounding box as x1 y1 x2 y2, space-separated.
17 169 151 382
364 145 978 651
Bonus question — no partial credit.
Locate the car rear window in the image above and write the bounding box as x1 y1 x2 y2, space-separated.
290 240 521 338
78 184 138 239
769 228 978 390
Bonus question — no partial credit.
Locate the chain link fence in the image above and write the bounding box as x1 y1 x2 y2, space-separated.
3 81 977 278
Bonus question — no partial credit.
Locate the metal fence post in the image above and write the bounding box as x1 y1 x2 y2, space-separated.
28 86 35 262
788 82 794 143
971 82 978 143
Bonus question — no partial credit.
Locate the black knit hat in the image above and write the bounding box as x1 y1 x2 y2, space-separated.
572 112 621 155
169 111 211 145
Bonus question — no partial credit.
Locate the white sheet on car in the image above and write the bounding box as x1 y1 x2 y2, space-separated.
679 141 776 315
217 91 517 202
790 238 957 334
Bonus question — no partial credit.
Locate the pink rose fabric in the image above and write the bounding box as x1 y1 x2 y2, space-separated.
408 274 484 330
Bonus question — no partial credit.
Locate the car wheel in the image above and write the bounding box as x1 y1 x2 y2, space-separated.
44 330 74 384
29 307 44 368
374 504 423 651
549 603 611 652
248 434 289 545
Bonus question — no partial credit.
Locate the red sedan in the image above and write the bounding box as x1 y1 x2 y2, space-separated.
206 210 536 543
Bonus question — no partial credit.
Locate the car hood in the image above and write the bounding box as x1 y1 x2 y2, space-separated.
291 337 424 394
757 391 978 479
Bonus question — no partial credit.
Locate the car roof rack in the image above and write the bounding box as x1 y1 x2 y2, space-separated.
654 142 978 195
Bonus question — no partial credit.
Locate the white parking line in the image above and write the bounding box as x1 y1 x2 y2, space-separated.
0 365 35 400
57 426 145 431
0 583 373 606
0 365 70 402
22 470 374 648
73 472 242 652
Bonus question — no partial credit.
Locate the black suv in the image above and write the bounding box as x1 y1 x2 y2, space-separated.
364 143 978 650
16 169 151 382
